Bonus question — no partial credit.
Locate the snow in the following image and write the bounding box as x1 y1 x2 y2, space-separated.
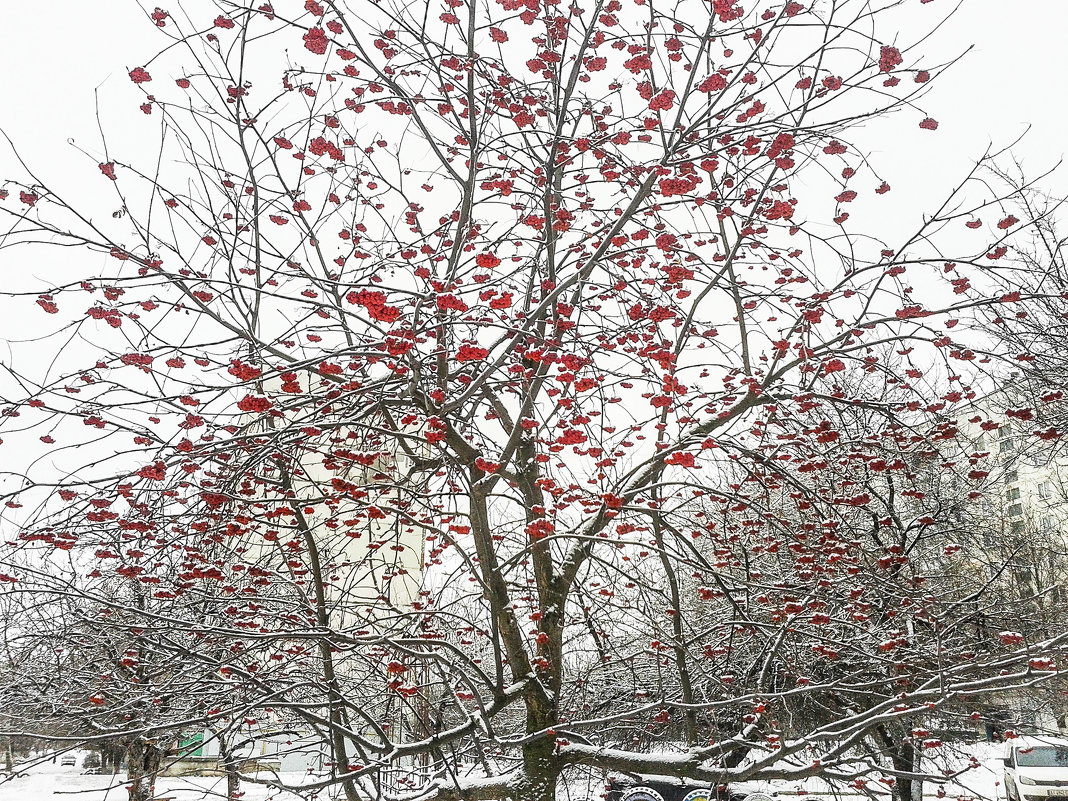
0 753 334 800
0 744 1011 800
732 742 1007 801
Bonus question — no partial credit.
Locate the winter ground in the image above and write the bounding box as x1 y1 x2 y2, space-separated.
0 744 1008 801
730 742 1006 801
0 755 311 801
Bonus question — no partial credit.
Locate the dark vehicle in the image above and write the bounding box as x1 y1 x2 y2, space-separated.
607 774 774 801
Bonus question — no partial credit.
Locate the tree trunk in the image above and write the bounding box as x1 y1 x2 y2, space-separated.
519 737 557 801
890 738 922 801
227 766 241 801
219 742 242 801
125 739 163 801
518 690 559 801
284 471 361 801
875 725 922 801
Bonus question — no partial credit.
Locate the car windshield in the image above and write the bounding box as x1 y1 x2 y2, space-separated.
1017 747 1068 768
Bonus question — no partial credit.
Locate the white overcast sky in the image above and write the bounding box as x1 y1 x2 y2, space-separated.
0 0 1066 275
0 0 1062 495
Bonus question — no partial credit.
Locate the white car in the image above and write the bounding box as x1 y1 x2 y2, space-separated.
1004 736 1068 801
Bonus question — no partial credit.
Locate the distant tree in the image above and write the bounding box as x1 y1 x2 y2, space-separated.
2 2 1068 800
0 574 215 800
972 168 1068 451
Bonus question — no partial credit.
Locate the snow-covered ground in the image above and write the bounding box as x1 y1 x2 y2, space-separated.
732 742 1006 801
0 744 1010 801
0 753 320 800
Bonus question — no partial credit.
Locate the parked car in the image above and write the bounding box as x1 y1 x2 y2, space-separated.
1003 736 1068 801
60 755 77 767
607 774 774 801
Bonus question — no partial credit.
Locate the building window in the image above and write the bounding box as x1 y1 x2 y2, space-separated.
1041 516 1058 532
1004 470 1019 483
1039 481 1054 500
1000 438 1016 454
1011 520 1026 535
1007 487 1021 501
1027 449 1048 468
1007 503 1024 518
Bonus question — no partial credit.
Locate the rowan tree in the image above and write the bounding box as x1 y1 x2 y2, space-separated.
1 1 1067 800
